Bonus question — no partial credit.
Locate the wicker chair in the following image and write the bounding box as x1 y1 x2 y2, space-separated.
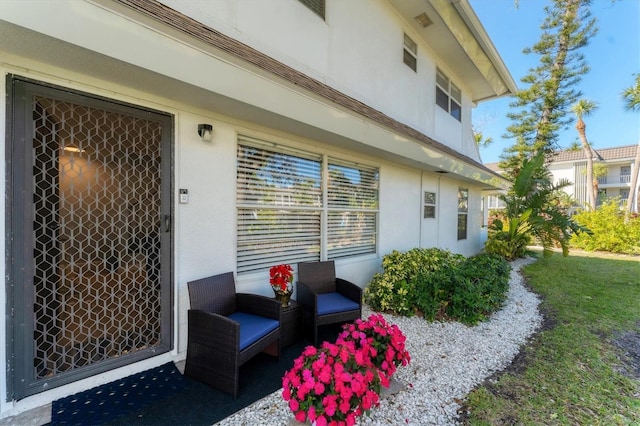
184 272 281 398
297 261 362 346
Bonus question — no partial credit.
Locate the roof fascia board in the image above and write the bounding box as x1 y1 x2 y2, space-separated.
430 0 518 100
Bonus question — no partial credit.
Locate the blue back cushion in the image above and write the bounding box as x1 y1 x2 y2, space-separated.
228 312 279 350
317 292 360 315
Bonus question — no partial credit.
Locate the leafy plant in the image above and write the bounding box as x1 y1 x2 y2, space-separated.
364 248 464 315
365 249 511 325
570 200 640 254
485 149 591 259
413 253 511 325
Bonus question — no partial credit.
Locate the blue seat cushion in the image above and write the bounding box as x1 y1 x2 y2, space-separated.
317 292 360 315
227 312 279 350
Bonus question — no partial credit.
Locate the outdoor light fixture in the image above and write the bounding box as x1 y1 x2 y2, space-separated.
197 124 213 142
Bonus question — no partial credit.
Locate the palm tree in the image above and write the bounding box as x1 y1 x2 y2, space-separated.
622 74 640 213
571 100 598 210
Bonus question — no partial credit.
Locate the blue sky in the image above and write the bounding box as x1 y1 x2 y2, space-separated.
469 0 640 164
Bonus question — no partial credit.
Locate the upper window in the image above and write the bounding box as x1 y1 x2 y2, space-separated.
457 188 468 240
436 68 461 121
236 135 378 274
298 0 325 19
403 34 417 72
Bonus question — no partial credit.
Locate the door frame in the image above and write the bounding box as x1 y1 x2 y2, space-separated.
6 75 175 400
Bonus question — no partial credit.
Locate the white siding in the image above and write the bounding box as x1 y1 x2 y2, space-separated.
159 0 473 159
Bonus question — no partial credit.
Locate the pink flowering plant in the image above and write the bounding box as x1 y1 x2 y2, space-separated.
336 314 411 386
282 341 381 426
282 314 410 425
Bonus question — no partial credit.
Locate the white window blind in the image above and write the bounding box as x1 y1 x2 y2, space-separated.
237 136 322 273
327 159 378 259
237 136 379 273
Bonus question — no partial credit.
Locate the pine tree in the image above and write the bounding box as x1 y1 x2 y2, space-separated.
500 0 597 179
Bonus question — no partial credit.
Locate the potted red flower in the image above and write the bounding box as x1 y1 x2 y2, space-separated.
270 263 294 307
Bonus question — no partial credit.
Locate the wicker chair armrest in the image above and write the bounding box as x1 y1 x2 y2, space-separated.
296 281 316 312
188 309 239 348
236 293 281 320
336 278 362 304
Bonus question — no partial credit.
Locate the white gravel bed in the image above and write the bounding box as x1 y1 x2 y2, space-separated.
215 257 542 425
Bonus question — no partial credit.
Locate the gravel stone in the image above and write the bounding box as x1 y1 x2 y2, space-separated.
215 257 541 426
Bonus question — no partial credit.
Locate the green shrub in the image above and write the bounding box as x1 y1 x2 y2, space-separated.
484 226 532 260
364 248 464 316
365 249 511 325
413 253 511 325
570 200 640 254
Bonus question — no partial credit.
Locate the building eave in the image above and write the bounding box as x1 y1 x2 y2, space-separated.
0 0 510 190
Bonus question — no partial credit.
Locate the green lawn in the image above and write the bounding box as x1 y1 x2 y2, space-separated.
464 252 640 425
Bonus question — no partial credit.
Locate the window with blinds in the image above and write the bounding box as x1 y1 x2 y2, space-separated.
327 159 378 259
236 136 378 274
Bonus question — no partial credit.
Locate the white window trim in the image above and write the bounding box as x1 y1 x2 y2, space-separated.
423 191 436 219
457 187 468 240
436 67 462 121
403 33 418 72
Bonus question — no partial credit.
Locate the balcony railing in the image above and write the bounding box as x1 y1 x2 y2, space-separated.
597 175 631 185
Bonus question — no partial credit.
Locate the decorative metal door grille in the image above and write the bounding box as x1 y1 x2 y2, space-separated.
32 97 163 379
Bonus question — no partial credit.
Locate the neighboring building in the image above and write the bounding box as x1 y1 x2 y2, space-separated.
0 0 516 416
485 144 640 212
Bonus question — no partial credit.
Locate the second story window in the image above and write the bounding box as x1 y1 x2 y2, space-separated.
298 0 325 19
436 68 461 121
621 165 631 183
403 34 417 72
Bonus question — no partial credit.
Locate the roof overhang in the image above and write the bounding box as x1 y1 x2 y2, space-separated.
0 0 511 190
388 0 518 103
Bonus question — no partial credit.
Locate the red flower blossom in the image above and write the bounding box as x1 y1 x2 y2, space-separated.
269 264 293 292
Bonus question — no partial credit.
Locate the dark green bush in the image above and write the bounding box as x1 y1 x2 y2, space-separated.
365 248 511 325
570 200 640 254
413 253 511 325
364 248 464 316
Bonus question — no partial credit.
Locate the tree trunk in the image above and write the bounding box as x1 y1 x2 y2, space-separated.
576 119 596 210
626 140 640 213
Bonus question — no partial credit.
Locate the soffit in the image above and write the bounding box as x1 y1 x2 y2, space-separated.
387 0 517 102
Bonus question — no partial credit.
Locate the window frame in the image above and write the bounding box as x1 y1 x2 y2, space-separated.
435 68 462 122
423 191 436 219
236 135 379 274
457 187 468 240
403 33 417 72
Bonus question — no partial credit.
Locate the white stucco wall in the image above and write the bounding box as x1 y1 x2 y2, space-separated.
0 55 488 415
159 0 476 160
0 0 496 416
548 163 576 197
